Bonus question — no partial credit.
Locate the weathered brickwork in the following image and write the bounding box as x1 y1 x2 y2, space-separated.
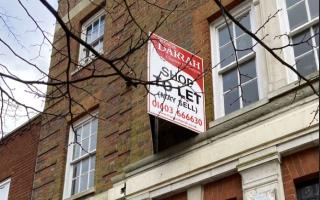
0 116 40 200
203 174 243 200
281 147 319 200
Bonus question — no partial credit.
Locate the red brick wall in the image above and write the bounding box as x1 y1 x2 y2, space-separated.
0 116 40 200
161 191 187 200
281 147 319 200
203 174 243 200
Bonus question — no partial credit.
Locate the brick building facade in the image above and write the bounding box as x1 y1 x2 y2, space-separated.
4 0 319 200
0 115 41 200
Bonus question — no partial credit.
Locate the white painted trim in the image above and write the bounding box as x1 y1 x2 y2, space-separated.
63 127 74 199
187 185 202 200
73 110 99 128
0 178 11 200
252 0 268 99
277 131 319 154
276 0 297 84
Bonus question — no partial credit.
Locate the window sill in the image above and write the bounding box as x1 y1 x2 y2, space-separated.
271 71 319 99
209 98 269 128
71 59 98 77
64 188 95 200
71 51 104 76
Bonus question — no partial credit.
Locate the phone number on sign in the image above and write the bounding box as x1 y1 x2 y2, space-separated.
151 100 203 126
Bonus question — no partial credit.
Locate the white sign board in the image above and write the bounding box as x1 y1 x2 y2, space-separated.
147 33 206 133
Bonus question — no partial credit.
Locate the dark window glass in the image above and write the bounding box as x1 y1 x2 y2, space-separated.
239 59 257 83
308 0 319 19
219 25 233 46
292 29 313 57
287 1 308 30
220 43 235 67
235 13 251 36
296 51 317 76
286 0 302 8
236 34 253 59
242 79 259 107
296 179 319 200
224 88 240 115
223 69 238 92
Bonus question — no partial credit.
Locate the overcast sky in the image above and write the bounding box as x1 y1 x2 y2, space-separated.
0 0 58 133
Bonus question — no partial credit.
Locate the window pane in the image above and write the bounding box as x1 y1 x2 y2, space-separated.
296 180 319 200
81 159 89 174
236 34 253 58
296 51 317 76
292 29 313 57
93 40 103 52
73 144 80 160
73 162 81 178
86 26 92 43
239 59 256 84
82 122 90 139
90 134 97 151
308 0 319 19
219 25 233 46
79 173 89 192
222 69 238 92
313 26 319 47
242 79 259 107
220 43 235 67
99 16 105 36
81 138 89 156
235 13 251 36
90 156 96 170
83 48 90 58
91 20 99 42
224 88 240 115
75 128 81 142
286 0 303 8
89 171 95 188
71 178 79 195
91 119 98 134
287 2 308 30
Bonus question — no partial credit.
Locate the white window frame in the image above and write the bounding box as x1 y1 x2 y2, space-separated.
210 1 265 119
78 10 105 67
63 111 98 199
0 178 10 200
277 0 319 83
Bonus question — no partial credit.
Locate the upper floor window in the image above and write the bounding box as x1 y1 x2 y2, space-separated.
63 112 98 199
211 3 261 118
0 178 10 200
283 0 319 77
79 10 105 65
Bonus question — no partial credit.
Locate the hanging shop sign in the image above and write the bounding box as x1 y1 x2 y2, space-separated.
147 33 206 133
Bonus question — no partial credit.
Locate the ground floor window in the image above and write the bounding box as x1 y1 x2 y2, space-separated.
296 179 319 200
